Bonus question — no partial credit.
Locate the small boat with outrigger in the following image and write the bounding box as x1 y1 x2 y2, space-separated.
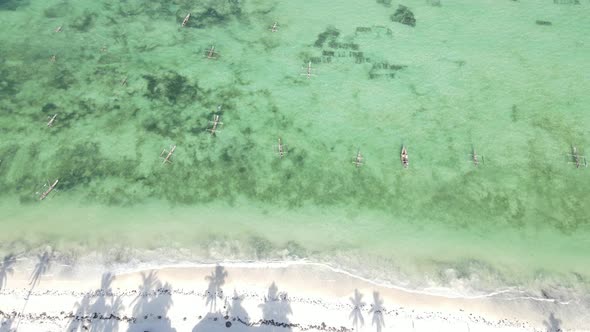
568 146 588 169
274 137 287 159
468 147 484 167
352 149 363 168
400 146 409 168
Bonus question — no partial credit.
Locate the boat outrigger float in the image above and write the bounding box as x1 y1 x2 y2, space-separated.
401 146 409 168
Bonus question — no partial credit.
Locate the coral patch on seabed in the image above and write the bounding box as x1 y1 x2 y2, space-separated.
390 5 416 27
0 0 30 11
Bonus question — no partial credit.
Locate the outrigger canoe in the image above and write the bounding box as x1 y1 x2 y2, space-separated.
401 146 409 168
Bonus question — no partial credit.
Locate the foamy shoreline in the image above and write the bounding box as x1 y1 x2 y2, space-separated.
1 262 587 332
109 260 571 303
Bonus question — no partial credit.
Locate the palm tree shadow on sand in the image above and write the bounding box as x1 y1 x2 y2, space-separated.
543 313 563 332
13 250 53 331
29 250 51 289
192 266 233 332
127 271 176 332
192 265 231 332
229 289 250 324
0 254 17 291
66 272 125 332
205 265 228 312
66 292 92 332
192 280 293 332
0 316 15 332
369 291 385 332
349 289 365 331
258 282 293 331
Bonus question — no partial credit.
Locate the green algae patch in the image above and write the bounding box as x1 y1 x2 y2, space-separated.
390 5 416 27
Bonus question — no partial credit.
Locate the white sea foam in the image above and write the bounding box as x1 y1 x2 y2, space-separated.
108 259 573 305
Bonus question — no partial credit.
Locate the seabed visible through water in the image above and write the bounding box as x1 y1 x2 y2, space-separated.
0 0 589 310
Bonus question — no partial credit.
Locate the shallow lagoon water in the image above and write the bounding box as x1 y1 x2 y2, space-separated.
1 0 589 305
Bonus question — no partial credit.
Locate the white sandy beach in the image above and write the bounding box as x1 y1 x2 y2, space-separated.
1 262 587 332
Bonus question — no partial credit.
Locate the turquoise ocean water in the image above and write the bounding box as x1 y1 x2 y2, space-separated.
1 0 589 309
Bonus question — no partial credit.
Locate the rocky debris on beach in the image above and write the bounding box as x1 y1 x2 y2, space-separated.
390 5 416 27
0 286 539 331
